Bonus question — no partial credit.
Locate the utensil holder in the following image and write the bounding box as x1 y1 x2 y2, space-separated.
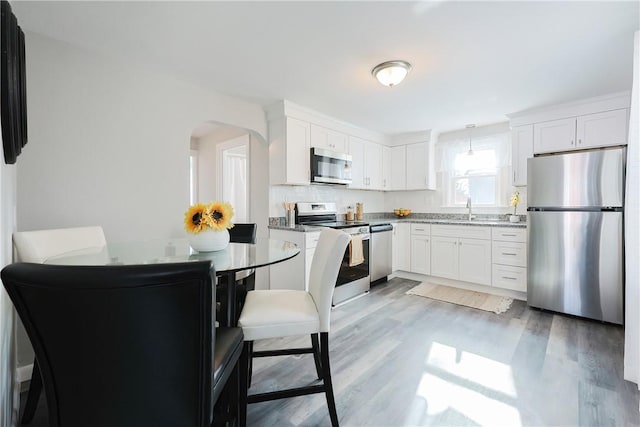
287 210 295 227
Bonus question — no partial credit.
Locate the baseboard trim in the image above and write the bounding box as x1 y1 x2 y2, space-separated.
16 363 32 384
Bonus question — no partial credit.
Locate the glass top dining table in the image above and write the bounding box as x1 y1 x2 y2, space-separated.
45 237 300 326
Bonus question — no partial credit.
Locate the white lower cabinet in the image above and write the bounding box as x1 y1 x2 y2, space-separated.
430 225 492 286
269 229 320 291
491 227 527 292
492 264 527 292
410 224 431 275
393 223 411 272
458 238 492 285
430 236 458 280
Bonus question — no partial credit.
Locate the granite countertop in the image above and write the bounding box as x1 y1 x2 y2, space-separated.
368 218 526 228
269 224 325 232
269 218 526 232
384 218 527 228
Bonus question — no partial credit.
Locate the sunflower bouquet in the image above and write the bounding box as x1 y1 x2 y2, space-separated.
184 201 234 234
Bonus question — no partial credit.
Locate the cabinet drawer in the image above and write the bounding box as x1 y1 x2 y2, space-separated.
492 241 526 267
492 264 527 292
431 224 491 240
491 228 526 243
410 223 431 235
305 231 321 249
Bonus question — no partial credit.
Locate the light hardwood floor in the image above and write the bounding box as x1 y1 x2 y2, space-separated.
246 277 639 426
20 277 640 426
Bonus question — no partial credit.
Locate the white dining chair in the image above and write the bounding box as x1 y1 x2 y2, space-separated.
12 225 107 424
237 227 350 427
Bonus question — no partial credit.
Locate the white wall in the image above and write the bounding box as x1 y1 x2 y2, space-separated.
196 135 219 203
17 32 267 243
624 30 639 387
1 124 19 427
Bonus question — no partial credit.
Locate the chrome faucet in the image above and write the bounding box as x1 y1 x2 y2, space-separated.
466 196 473 221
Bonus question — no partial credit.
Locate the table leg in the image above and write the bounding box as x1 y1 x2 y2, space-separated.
225 271 237 327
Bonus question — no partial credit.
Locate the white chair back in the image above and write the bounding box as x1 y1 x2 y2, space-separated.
307 228 350 333
13 226 107 263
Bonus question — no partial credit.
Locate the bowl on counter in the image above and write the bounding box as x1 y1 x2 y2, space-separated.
393 209 411 217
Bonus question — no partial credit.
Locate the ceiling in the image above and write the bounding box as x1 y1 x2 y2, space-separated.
11 1 640 135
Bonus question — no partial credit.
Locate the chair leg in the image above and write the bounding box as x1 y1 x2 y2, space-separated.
239 342 251 427
320 332 339 427
230 363 240 426
310 333 323 380
21 359 42 424
213 362 242 427
247 341 253 389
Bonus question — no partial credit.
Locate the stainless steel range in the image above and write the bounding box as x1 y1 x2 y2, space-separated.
296 202 370 305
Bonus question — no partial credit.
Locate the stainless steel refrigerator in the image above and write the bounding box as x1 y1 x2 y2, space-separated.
527 147 625 324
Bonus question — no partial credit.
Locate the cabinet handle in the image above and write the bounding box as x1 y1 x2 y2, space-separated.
501 252 517 256
513 171 516 183
502 234 516 237
578 139 582 145
458 240 462 246
501 276 517 280
571 140 574 145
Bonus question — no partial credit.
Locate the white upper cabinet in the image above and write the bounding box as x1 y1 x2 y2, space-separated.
533 110 628 154
382 145 392 191
365 141 382 189
269 116 311 185
310 124 348 154
349 137 365 188
405 142 434 190
390 146 406 190
348 136 382 190
533 117 577 154
510 93 630 156
511 125 534 186
576 109 628 150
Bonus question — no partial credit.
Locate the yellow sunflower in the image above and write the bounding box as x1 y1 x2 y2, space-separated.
206 201 235 231
510 191 520 215
184 203 210 234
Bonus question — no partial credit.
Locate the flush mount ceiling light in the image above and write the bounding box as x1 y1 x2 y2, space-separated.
371 60 412 87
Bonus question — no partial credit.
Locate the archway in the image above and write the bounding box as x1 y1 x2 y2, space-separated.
189 121 270 241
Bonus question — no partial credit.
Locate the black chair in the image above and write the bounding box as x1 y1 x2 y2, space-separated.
218 223 257 324
229 223 257 244
1 261 244 427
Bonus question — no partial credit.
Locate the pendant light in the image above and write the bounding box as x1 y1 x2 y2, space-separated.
466 124 476 156
371 60 412 87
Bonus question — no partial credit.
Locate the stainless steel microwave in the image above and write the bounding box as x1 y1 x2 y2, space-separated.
310 147 352 185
